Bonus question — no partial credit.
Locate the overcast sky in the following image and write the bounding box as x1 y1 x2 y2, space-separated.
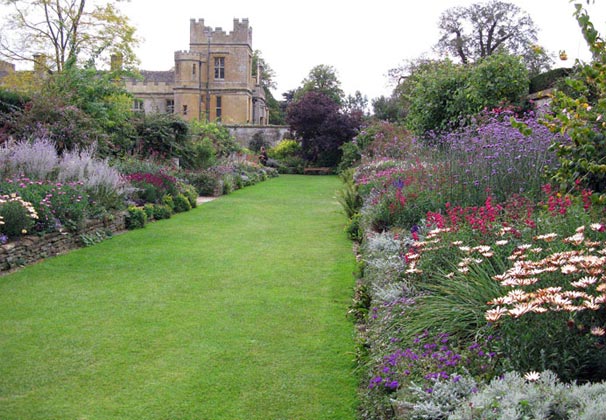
119 0 606 101
8 1 606 101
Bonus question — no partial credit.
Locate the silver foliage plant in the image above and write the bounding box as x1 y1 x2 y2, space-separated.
362 231 410 302
448 371 606 420
58 145 126 200
3 137 59 179
392 375 479 420
1 138 126 207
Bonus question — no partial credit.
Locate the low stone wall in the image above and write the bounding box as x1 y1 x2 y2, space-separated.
0 212 127 274
226 125 290 148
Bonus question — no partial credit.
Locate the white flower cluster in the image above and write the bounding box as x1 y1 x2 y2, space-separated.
0 194 39 233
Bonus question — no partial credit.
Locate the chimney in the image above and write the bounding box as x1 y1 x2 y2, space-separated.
0 60 15 74
33 54 46 74
110 53 123 72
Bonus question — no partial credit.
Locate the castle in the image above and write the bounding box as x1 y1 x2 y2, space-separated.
124 18 269 125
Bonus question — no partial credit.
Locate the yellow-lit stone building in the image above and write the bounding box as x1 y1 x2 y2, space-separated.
125 18 269 125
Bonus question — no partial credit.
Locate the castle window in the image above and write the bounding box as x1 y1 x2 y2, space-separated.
182 104 188 116
216 96 222 122
192 63 196 76
133 99 144 112
214 57 225 79
166 99 174 114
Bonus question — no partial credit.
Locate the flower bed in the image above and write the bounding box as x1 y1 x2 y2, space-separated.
342 115 606 419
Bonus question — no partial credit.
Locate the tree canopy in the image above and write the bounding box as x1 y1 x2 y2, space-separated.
405 53 529 136
295 64 345 105
286 91 360 167
0 0 139 72
435 0 551 74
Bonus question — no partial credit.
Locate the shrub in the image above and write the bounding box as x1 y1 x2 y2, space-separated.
0 195 38 238
222 177 234 195
542 5 606 197
125 206 147 229
179 183 198 208
134 113 189 160
162 194 175 211
345 213 362 242
406 54 529 137
173 193 192 213
189 121 241 158
143 203 154 219
275 156 305 174
152 204 172 220
529 67 572 93
268 139 301 160
183 170 219 196
362 180 442 232
178 137 217 170
124 171 178 204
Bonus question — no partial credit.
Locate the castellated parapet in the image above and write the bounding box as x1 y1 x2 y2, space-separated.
174 51 203 61
189 18 252 46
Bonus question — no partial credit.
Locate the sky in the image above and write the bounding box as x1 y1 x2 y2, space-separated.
6 0 606 101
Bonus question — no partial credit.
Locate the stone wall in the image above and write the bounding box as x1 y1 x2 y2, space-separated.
0 212 126 274
227 125 290 148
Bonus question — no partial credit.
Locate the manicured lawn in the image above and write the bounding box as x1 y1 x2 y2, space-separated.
0 175 358 419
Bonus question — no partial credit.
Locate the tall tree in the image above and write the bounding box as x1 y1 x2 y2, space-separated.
343 90 368 115
286 91 359 167
0 0 139 72
435 0 550 74
295 64 345 105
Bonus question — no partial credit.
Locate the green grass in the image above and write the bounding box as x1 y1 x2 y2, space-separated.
0 175 358 420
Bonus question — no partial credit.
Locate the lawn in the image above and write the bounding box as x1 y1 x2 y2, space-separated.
0 175 358 420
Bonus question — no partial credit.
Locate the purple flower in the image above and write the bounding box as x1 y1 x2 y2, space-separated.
385 380 399 390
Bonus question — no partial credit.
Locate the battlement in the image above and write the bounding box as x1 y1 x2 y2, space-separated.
190 18 252 46
174 51 205 61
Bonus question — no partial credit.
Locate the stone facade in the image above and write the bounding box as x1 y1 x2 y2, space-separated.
125 18 269 125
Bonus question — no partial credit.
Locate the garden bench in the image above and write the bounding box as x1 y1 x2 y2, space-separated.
303 167 332 175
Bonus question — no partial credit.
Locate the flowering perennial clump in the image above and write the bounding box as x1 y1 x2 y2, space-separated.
368 331 499 394
0 194 39 221
486 224 606 325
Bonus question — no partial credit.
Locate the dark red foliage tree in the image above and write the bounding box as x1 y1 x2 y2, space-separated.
286 91 360 167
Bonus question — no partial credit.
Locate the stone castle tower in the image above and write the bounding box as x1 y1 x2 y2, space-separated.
125 18 268 125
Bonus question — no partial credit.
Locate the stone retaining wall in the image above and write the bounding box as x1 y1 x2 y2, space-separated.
0 212 127 274
226 125 290 148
